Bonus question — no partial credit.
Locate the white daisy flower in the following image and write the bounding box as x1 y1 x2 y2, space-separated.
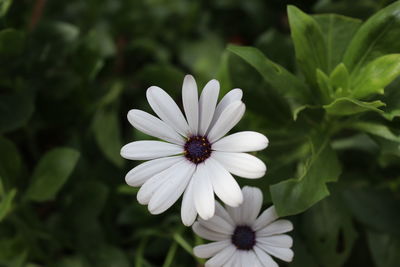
193 186 294 267
120 75 268 226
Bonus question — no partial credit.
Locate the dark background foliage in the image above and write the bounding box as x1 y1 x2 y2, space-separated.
0 0 399 266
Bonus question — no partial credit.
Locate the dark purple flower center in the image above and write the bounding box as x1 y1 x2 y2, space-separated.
184 136 211 164
231 225 256 250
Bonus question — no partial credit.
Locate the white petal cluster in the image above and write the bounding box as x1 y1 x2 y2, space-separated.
121 75 269 225
193 187 294 267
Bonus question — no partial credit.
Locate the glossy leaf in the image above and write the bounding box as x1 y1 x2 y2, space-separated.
350 54 400 99
287 5 327 85
344 1 400 73
329 63 350 96
26 148 80 202
228 44 312 119
314 14 361 72
323 97 385 116
271 135 342 216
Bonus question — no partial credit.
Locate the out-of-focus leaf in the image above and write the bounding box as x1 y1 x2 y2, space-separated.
0 29 24 56
26 148 80 202
287 5 327 86
50 22 80 43
329 63 350 97
349 122 400 142
228 45 312 119
367 231 400 267
0 92 34 134
343 187 400 235
313 14 361 72
271 135 342 216
55 256 90 267
0 187 16 222
0 0 13 18
302 195 357 267
0 136 22 186
216 50 232 96
343 1 400 73
323 97 384 116
92 108 124 168
92 245 129 267
350 54 400 99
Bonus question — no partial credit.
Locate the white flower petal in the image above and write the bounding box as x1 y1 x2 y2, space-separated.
125 156 183 186
199 215 234 235
227 186 263 225
182 75 199 135
146 86 190 136
212 152 266 179
207 101 245 143
127 109 185 145
215 202 235 226
256 220 293 237
239 251 257 267
136 160 185 205
258 245 294 262
256 235 293 248
181 178 197 226
253 246 279 267
212 131 269 152
193 164 215 220
192 222 228 241
209 88 243 130
193 240 230 258
198 79 220 135
148 161 195 214
205 245 236 267
253 206 279 231
206 158 243 207
121 141 183 160
222 253 241 267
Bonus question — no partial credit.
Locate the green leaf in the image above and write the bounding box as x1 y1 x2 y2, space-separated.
0 136 22 187
344 1 400 73
92 108 124 168
342 187 400 235
313 14 361 72
0 0 13 18
287 5 327 85
0 29 24 56
0 187 16 222
350 54 400 99
349 122 400 142
0 92 34 134
367 231 400 267
323 97 385 116
271 135 342 216
228 44 312 119
329 63 350 96
302 195 357 267
26 148 80 202
316 69 333 101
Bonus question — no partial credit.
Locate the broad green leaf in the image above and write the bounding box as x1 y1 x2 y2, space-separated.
287 5 327 86
350 54 400 99
0 187 16 222
0 0 13 18
228 44 312 119
0 92 34 134
342 187 400 235
316 69 333 101
323 97 385 116
344 1 400 73
0 29 24 56
314 14 361 72
349 122 400 142
0 136 21 187
367 231 400 267
92 108 124 167
26 148 80 202
302 195 357 267
271 135 342 216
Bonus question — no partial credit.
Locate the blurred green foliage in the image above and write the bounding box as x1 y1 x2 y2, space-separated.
1 0 400 266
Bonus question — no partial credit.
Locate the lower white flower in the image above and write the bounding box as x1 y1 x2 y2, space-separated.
121 75 268 226
193 186 294 267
